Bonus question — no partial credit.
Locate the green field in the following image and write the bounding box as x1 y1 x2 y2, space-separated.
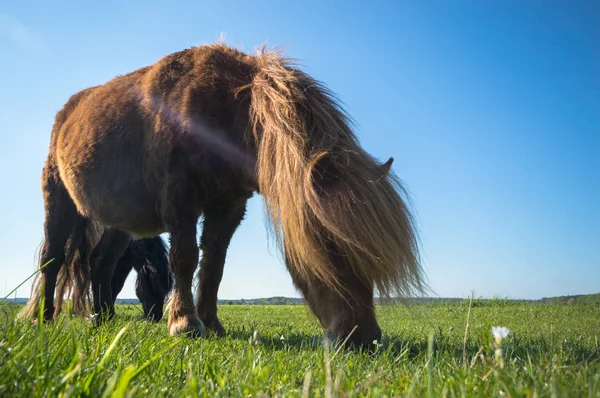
1 301 599 397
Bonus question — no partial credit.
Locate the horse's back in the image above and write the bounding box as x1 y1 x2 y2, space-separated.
51 45 258 235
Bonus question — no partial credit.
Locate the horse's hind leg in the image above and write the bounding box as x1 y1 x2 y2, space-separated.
36 165 84 320
89 228 131 322
196 196 249 336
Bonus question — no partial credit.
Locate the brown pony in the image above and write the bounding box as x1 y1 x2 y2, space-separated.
20 43 425 348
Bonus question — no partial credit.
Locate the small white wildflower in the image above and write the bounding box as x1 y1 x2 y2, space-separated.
371 339 383 350
491 326 510 344
280 335 285 340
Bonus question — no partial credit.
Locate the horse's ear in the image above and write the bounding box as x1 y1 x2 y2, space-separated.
377 157 394 179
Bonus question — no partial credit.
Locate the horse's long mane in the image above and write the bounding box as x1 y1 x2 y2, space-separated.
247 46 426 299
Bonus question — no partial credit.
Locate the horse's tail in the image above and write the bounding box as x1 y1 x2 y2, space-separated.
17 86 100 321
17 243 46 320
248 49 426 299
17 220 96 320
54 220 99 316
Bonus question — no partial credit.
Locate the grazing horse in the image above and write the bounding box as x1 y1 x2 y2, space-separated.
110 236 173 321
20 43 425 348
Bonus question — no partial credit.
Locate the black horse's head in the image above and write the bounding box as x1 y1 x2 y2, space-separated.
136 263 173 321
133 237 173 321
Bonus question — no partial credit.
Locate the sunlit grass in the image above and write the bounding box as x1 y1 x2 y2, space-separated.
0 301 599 396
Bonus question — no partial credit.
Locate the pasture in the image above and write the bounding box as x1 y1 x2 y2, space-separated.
1 301 599 397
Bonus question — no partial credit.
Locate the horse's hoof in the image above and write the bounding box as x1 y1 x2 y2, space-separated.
41 307 56 322
91 310 116 326
204 318 226 337
169 314 205 338
144 311 164 323
90 314 102 326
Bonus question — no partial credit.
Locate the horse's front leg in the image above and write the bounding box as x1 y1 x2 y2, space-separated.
110 247 136 308
166 211 205 337
90 228 131 322
196 195 250 336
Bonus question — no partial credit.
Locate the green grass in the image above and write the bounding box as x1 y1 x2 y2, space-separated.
1 301 599 397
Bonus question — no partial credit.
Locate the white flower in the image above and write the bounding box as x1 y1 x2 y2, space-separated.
492 326 510 344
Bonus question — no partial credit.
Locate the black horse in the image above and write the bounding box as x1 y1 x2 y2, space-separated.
22 234 174 322
111 236 173 321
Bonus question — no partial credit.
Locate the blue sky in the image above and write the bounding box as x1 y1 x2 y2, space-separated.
0 1 598 300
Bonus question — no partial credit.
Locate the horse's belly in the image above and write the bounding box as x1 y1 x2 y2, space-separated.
93 190 166 237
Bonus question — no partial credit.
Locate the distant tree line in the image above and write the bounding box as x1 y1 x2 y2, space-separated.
219 297 303 305
6 293 599 306
539 293 600 305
